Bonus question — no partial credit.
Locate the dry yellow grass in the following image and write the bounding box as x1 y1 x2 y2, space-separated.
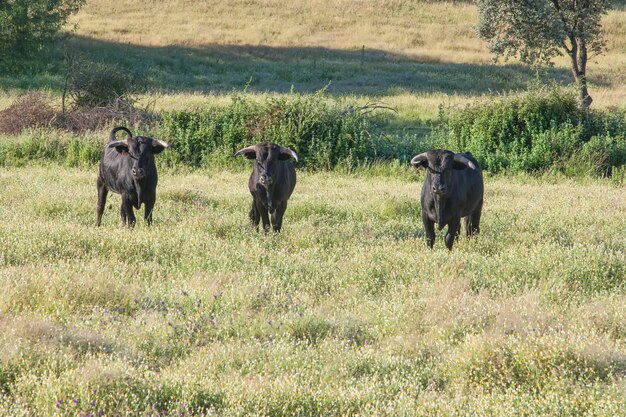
1 2 623 114
67 0 626 107
72 0 484 59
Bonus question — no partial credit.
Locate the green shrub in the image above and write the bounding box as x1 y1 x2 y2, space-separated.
160 91 380 169
0 130 102 167
65 137 102 167
66 59 144 108
0 0 85 72
580 133 626 176
436 87 626 175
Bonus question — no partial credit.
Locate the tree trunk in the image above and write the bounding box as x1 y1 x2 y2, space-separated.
568 36 593 109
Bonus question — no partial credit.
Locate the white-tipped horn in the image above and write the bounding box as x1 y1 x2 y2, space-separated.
410 152 428 166
453 154 476 170
153 139 171 148
280 147 298 162
234 145 257 158
107 140 127 148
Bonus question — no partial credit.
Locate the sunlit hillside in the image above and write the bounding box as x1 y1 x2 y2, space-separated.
65 0 626 105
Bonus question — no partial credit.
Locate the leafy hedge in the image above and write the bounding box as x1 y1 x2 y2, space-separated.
0 130 102 167
1 87 624 179
160 92 378 169
435 87 626 176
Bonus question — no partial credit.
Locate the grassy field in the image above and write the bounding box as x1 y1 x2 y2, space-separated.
0 0 625 415
0 165 624 415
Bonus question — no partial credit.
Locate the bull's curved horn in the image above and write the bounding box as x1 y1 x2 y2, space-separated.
410 152 429 166
453 154 476 170
109 126 132 142
152 139 171 148
279 146 298 162
234 145 257 157
234 145 257 158
107 140 128 148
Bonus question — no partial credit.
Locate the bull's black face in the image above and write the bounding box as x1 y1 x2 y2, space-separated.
412 149 471 197
255 145 290 189
110 137 169 180
236 143 296 189
427 152 455 196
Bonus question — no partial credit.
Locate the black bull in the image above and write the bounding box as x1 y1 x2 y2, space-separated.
411 149 484 250
235 142 298 232
96 127 170 227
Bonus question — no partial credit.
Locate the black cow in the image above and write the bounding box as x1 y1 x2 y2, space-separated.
235 142 298 233
96 126 170 227
411 149 484 250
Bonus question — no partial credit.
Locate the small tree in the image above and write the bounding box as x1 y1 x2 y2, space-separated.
476 0 609 108
0 0 85 70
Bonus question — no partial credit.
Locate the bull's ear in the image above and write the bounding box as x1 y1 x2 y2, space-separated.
410 152 428 169
108 140 130 154
234 145 257 159
278 147 298 162
151 139 171 154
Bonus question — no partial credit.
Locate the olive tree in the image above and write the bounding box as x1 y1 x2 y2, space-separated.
476 0 609 108
0 0 85 70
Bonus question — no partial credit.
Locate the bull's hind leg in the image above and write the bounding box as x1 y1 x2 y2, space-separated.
249 200 260 231
465 198 483 237
96 176 108 227
271 201 288 233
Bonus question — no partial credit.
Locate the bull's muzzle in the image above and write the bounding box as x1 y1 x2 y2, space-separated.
431 185 447 195
132 167 146 180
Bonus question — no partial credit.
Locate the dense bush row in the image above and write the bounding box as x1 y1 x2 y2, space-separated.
0 130 102 167
435 87 626 176
161 92 381 169
0 87 624 177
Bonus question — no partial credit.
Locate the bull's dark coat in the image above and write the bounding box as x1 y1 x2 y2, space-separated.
412 149 484 250
96 127 169 227
235 142 298 233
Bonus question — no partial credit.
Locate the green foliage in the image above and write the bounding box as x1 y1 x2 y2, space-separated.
161 91 381 169
476 0 609 105
476 0 608 67
436 87 626 174
0 0 85 71
0 130 101 167
65 58 144 108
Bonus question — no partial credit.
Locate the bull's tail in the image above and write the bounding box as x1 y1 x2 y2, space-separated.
109 126 133 142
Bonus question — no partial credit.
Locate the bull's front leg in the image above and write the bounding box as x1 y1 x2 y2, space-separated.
256 200 271 233
271 201 287 233
444 218 461 250
249 200 261 231
121 196 136 227
422 210 436 249
144 197 155 226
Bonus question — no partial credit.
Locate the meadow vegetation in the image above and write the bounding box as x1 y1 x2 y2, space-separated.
0 0 625 415
0 166 624 416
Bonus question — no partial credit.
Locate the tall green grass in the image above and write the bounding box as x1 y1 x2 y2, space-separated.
0 166 624 416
